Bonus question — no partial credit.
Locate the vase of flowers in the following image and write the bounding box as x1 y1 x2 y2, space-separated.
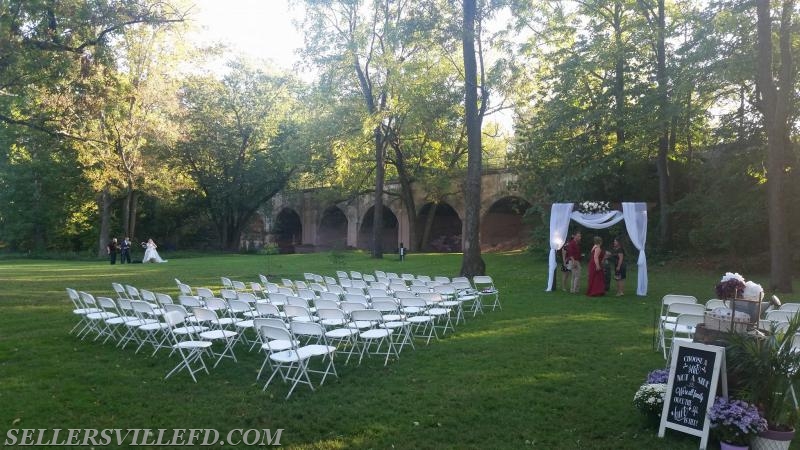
715 272 765 327
709 397 767 449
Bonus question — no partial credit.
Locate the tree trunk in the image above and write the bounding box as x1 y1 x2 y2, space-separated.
459 0 485 277
755 0 794 292
98 186 112 258
654 0 671 249
122 188 138 239
420 201 438 251
372 126 385 259
392 144 418 251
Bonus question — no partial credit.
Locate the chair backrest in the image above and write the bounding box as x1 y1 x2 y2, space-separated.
66 288 81 307
286 296 310 308
350 271 363 280
368 288 390 298
131 299 157 317
251 282 266 298
350 308 383 325
232 280 247 291
435 276 452 284
661 294 698 316
117 297 134 313
254 317 288 333
434 285 456 296
363 274 376 283
177 283 193 296
220 289 238 301
259 324 294 343
294 280 308 290
372 299 400 314
705 299 726 310
766 309 795 323
420 292 443 304
473 276 494 287
780 303 800 312
451 276 468 283
351 279 368 289
140 289 157 303
324 276 337 286
672 313 705 334
156 293 174 306
268 292 287 306
410 279 426 287
374 270 387 278
204 297 228 312
309 283 327 294
410 285 430 295
164 303 189 319
196 287 215 299
386 272 400 280
125 285 141 299
327 285 345 296
258 274 269 285
316 308 347 324
336 270 349 280
112 282 127 298
344 293 369 306
304 272 315 282
320 292 341 303
255 302 281 318
278 287 294 296
221 277 233 288
417 275 432 283
340 302 364 315
339 278 352 288
228 299 252 315
394 290 415 299
179 295 203 309
79 291 98 307
296 289 316 301
97 296 118 311
666 302 705 317
237 292 257 304
345 286 366 296
369 282 388 291
264 283 280 294
284 305 313 320
290 321 326 338
389 281 408 292
314 299 339 311
401 273 415 282
192 307 219 324
399 297 426 309
164 310 185 328
281 278 295 288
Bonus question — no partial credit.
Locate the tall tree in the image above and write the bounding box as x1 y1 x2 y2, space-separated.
460 0 485 276
755 0 794 292
174 62 303 250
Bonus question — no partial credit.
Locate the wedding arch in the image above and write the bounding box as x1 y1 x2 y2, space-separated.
546 202 648 296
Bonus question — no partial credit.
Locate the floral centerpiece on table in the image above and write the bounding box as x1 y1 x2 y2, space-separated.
633 368 670 417
715 272 764 301
708 397 767 446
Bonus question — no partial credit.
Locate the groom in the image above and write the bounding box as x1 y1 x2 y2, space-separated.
120 237 132 264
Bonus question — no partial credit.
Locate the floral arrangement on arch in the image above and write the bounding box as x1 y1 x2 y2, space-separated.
708 397 767 446
715 272 763 301
633 368 670 417
576 201 611 214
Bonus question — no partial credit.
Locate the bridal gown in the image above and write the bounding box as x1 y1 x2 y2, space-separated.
142 242 167 263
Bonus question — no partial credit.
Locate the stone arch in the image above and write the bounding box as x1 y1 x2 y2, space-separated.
273 208 302 254
480 196 532 251
358 205 398 251
317 206 348 250
417 202 462 252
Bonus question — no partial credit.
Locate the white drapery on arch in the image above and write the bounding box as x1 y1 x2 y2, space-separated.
547 202 648 296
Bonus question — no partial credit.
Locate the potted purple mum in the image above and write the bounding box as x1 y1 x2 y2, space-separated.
709 397 767 450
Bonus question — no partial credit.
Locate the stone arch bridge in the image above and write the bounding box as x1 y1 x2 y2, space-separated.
243 171 532 253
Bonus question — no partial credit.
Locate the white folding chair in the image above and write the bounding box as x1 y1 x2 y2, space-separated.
163 311 212 383
665 313 705 361
399 297 438 344
473 276 501 311
660 302 705 358
66 288 100 338
193 307 238 367
259 325 314 399
254 318 294 380
350 309 398 366
130 300 171 356
290 321 338 386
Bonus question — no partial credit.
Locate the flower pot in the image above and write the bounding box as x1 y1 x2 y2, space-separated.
751 429 795 450
720 441 749 450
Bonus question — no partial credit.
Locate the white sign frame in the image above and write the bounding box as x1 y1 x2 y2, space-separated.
658 341 727 450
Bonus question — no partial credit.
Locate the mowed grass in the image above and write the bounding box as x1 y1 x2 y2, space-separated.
0 251 788 449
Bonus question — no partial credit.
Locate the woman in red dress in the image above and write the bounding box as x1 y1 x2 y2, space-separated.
586 236 606 297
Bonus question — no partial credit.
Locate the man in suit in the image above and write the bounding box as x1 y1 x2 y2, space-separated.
120 237 132 264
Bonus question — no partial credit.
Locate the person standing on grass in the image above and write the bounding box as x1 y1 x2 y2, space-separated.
612 237 626 296
106 238 118 265
120 237 132 264
586 236 606 297
560 242 571 291
565 232 582 293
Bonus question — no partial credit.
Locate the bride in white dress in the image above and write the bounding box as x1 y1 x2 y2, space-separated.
142 239 167 263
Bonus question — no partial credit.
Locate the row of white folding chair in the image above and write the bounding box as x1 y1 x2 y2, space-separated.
658 296 702 358
221 277 248 292
759 309 798 330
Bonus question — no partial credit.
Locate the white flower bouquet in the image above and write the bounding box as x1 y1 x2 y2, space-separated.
633 383 667 416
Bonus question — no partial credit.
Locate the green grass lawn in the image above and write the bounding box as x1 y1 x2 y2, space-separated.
0 251 792 449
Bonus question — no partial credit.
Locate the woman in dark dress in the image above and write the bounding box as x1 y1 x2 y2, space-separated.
586 236 606 297
612 237 626 296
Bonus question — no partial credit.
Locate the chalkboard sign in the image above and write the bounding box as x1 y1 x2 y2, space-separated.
658 341 727 450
